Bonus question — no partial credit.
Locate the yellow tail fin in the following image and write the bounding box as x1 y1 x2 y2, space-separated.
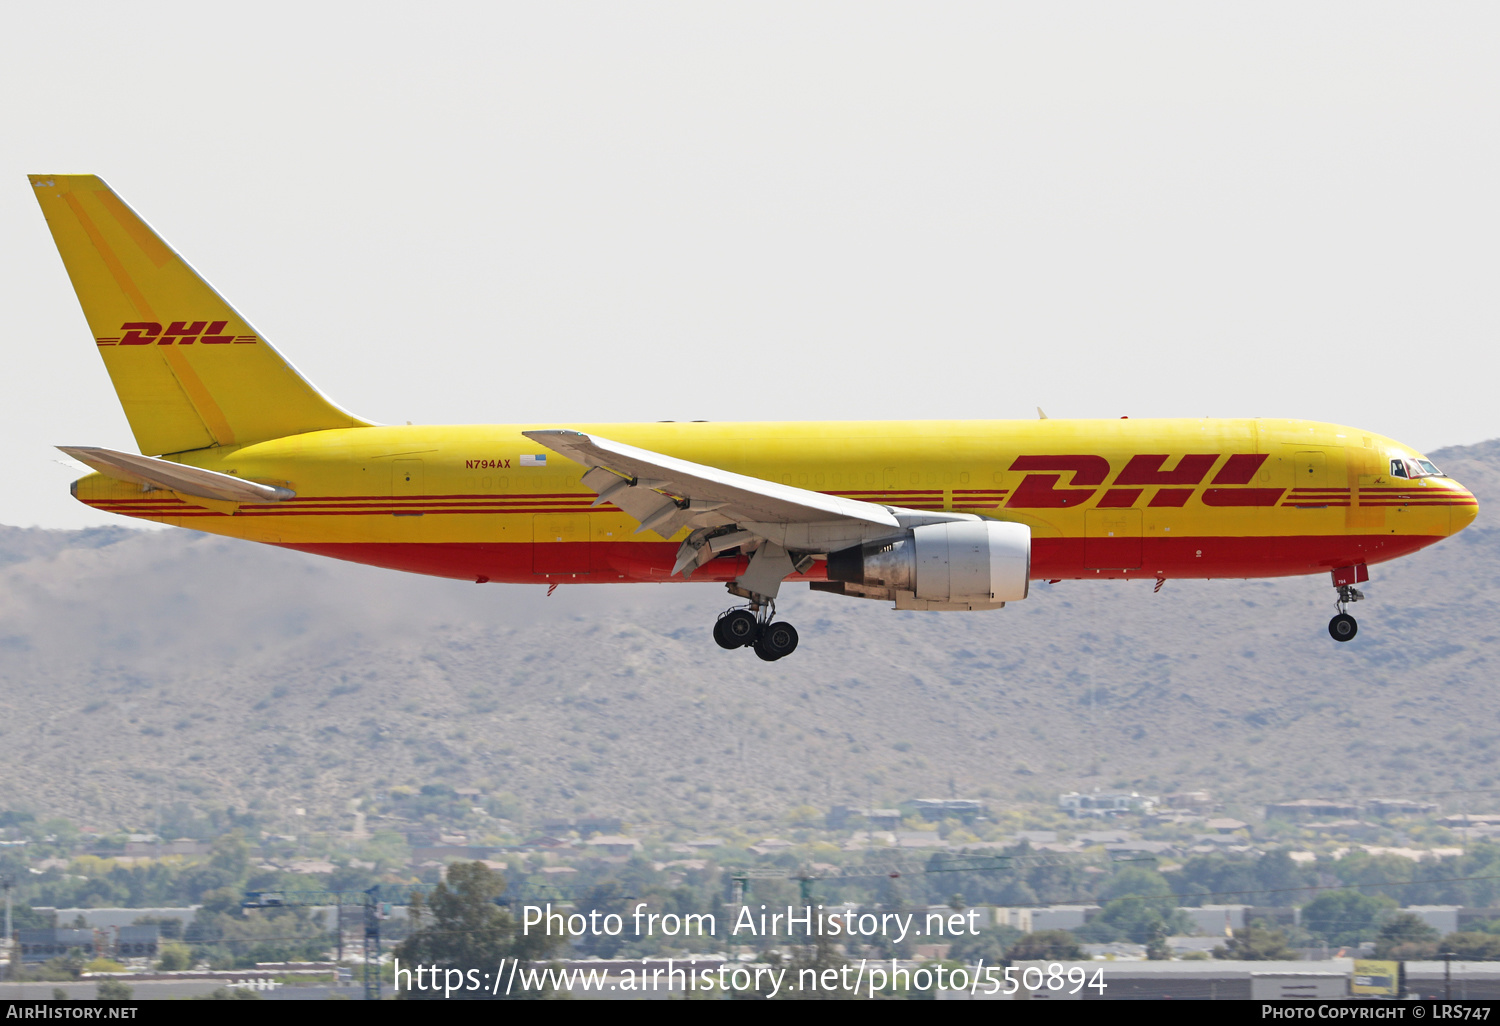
30 174 368 456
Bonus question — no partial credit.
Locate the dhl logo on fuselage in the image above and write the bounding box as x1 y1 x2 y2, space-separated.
94 321 258 346
1001 452 1282 508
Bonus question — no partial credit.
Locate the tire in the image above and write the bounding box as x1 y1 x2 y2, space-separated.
1328 613 1358 642
719 610 758 649
753 621 799 661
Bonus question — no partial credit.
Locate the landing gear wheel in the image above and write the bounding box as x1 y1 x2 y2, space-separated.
753 621 799 661
1329 613 1358 643
715 609 758 649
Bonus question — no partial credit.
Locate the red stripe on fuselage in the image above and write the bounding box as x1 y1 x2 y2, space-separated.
273 533 1444 586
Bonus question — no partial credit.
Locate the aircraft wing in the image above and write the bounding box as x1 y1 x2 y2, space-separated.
521 429 913 590
58 445 295 503
523 429 899 532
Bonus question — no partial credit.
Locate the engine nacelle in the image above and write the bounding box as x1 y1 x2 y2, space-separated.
826 521 1031 609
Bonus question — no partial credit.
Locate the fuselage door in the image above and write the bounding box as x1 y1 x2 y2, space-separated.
393 459 424 496
1293 451 1328 488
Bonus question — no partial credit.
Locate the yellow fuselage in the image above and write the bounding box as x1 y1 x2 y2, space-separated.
72 417 1476 586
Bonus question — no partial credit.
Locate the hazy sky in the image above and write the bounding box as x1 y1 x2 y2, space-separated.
3 3 1496 529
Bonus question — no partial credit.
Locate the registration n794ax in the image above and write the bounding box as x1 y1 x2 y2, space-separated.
31 175 1478 661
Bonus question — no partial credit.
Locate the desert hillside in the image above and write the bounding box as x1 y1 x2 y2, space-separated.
0 439 1495 835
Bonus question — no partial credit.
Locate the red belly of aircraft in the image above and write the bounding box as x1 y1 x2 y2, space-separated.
276 534 1443 586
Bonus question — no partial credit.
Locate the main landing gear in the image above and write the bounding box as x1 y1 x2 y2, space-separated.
1329 584 1364 643
713 603 799 661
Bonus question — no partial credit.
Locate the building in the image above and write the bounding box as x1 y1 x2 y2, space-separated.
584 835 642 857
1058 791 1158 817
993 906 1103 933
1028 905 1099 931
17 929 97 962
48 908 195 932
1179 905 1250 937
827 806 902 831
1204 818 1248 834
120 837 211 857
1265 799 1361 820
910 800 985 824
577 816 624 836
1366 798 1439 816
115 925 159 959
1403 905 1461 935
1161 791 1215 811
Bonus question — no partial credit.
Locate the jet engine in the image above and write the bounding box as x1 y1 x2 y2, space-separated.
823 520 1031 610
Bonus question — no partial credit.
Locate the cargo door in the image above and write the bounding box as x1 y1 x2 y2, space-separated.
1293 451 1328 488
533 513 591 575
1084 509 1143 569
392 459 424 496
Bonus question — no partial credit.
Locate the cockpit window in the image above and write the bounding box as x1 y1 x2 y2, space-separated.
1390 457 1444 479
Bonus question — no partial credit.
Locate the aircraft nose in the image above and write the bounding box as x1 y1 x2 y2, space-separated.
1448 480 1479 536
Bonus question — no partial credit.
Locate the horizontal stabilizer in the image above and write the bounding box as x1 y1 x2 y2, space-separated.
58 446 294 503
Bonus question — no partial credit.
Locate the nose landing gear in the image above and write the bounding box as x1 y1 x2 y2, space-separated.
712 601 799 661
1326 565 1369 643
1328 583 1364 643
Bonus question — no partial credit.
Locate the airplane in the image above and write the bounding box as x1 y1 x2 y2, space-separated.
29 174 1479 661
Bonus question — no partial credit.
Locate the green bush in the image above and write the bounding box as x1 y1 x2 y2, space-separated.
95 979 133 1001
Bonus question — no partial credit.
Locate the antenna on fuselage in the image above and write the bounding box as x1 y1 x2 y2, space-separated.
1037 407 1048 420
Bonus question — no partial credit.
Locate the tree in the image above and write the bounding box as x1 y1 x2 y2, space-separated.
156 942 193 971
1145 918 1171 962
1440 932 1500 960
573 880 630 958
1375 913 1439 960
1255 850 1313 893
994 880 1038 907
1073 917 1123 944
1093 896 1193 945
1006 929 1084 962
208 830 250 879
394 862 560 1000
949 924 1023 964
1301 890 1397 947
95 979 133 1001
10 904 55 930
1098 867 1173 902
1214 923 1295 960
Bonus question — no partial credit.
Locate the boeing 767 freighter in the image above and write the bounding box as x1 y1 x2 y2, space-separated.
30 175 1478 660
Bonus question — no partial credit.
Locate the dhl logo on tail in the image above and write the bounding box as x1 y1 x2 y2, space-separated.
95 321 259 346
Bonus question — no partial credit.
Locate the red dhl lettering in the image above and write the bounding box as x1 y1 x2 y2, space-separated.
1004 453 1281 509
99 321 256 346
1116 453 1219 486
1005 455 1110 507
